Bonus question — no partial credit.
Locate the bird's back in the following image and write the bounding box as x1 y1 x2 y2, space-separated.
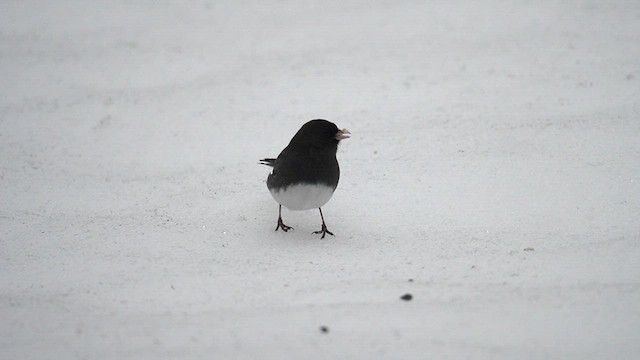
267 144 340 190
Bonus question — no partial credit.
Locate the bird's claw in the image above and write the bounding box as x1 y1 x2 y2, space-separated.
276 217 293 232
313 224 334 239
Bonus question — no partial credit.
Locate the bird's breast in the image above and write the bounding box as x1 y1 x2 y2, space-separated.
269 183 336 211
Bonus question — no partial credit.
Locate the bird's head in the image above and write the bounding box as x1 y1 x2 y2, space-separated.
291 119 350 148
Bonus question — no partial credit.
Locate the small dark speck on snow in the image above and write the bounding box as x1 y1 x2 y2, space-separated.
400 293 413 301
524 247 535 252
319 326 329 333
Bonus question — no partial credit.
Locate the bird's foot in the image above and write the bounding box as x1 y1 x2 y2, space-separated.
275 217 293 232
313 224 334 239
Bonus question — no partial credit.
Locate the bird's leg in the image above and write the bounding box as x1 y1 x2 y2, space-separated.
275 204 293 232
313 207 335 239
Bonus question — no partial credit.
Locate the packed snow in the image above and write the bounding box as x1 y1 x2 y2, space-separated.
1 1 639 359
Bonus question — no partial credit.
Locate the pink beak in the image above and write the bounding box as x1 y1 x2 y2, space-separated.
335 128 351 140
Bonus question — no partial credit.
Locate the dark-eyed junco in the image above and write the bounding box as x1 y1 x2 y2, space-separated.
260 119 350 238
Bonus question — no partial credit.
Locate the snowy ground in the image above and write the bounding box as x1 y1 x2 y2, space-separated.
2 1 639 359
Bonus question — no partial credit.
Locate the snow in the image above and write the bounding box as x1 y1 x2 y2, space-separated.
1 1 639 359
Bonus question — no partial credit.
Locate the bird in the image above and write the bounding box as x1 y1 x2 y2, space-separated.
260 119 350 238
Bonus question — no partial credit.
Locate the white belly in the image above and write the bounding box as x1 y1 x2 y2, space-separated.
269 183 335 211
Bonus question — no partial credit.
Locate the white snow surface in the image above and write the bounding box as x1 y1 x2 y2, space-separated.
1 1 639 359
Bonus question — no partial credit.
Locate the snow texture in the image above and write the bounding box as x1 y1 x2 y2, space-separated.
1 1 639 359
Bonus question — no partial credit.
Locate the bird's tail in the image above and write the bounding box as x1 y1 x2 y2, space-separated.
259 158 276 167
